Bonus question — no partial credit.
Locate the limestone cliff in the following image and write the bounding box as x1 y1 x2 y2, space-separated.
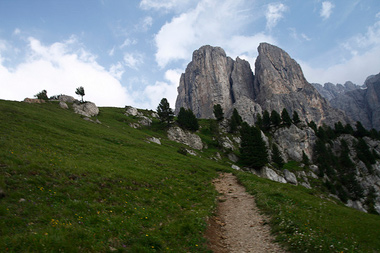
175 43 349 126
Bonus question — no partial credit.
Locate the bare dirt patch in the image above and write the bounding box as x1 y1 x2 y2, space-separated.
205 173 285 252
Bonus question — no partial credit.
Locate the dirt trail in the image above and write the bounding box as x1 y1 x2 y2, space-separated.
205 173 285 253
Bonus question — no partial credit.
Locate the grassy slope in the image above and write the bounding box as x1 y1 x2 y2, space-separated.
0 100 380 252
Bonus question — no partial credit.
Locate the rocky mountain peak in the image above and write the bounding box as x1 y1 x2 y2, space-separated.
175 43 350 126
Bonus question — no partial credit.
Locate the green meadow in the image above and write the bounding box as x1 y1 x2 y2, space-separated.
1 99 379 252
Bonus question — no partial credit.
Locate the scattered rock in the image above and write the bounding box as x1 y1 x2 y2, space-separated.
59 101 69 109
138 116 152 126
73 102 99 117
283 169 298 185
23 98 45 103
231 165 241 170
227 153 239 163
125 106 141 117
19 198 26 203
253 167 287 184
129 123 140 129
148 137 161 145
167 126 203 150
346 200 367 213
59 95 76 103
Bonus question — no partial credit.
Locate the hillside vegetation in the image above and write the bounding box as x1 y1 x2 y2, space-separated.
1 100 380 252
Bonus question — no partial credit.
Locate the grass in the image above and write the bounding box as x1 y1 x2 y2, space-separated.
0 100 226 252
1 99 380 252
236 171 380 252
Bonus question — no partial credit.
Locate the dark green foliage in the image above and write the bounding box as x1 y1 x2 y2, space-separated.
262 110 271 131
229 108 243 133
316 126 328 142
325 125 336 140
213 104 224 121
308 121 317 132
292 111 301 124
302 151 310 166
281 108 292 127
354 121 369 138
35 90 48 100
334 121 345 136
270 110 281 127
157 98 174 126
255 113 263 129
177 107 199 131
239 123 268 169
365 187 379 215
369 128 380 140
355 138 376 171
75 86 85 102
271 144 284 169
344 123 354 135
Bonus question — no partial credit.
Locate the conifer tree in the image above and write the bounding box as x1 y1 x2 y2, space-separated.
302 151 310 165
240 123 268 169
308 121 317 132
35 89 48 100
292 111 301 124
262 110 271 131
270 110 281 127
157 98 174 126
255 113 263 129
354 121 369 138
271 143 284 169
213 104 224 121
281 108 292 127
229 108 243 133
177 107 199 131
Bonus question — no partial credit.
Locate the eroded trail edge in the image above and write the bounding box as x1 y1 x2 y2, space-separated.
205 173 285 253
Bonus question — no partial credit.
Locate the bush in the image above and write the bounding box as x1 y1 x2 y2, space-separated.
34 90 48 100
177 107 199 131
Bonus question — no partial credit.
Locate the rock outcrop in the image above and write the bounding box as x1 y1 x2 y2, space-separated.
175 43 350 126
167 126 203 150
175 45 261 123
312 73 380 130
73 102 99 117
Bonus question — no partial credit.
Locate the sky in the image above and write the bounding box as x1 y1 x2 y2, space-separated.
0 0 379 109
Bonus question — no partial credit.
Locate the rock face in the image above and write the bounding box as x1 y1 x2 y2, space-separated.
167 126 203 150
73 102 99 117
175 45 261 123
175 43 349 126
312 73 380 130
273 125 316 162
253 43 349 126
23 98 46 103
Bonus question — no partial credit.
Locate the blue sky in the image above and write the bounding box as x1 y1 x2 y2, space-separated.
0 0 379 109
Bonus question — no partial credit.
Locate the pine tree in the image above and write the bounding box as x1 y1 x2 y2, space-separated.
270 110 281 127
281 108 292 127
35 90 48 100
213 104 224 121
255 113 263 129
177 107 199 131
334 121 345 136
262 110 271 131
354 121 369 138
240 123 268 169
75 86 85 103
292 111 301 124
302 151 310 165
308 121 317 132
229 108 243 133
271 144 284 169
157 98 174 125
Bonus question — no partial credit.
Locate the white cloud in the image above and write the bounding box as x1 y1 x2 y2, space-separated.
376 12 380 19
13 28 21 35
154 0 267 68
120 38 137 49
139 0 193 12
0 37 133 107
143 69 182 109
320 1 334 20
123 52 144 69
265 3 287 30
301 20 380 85
109 62 125 80
108 46 115 56
141 16 153 31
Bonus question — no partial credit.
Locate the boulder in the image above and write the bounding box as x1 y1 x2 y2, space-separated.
73 102 99 117
167 126 203 150
59 101 69 109
253 167 287 183
59 95 76 103
125 106 141 117
148 137 161 145
138 116 152 126
23 98 45 103
231 165 241 170
283 169 298 185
